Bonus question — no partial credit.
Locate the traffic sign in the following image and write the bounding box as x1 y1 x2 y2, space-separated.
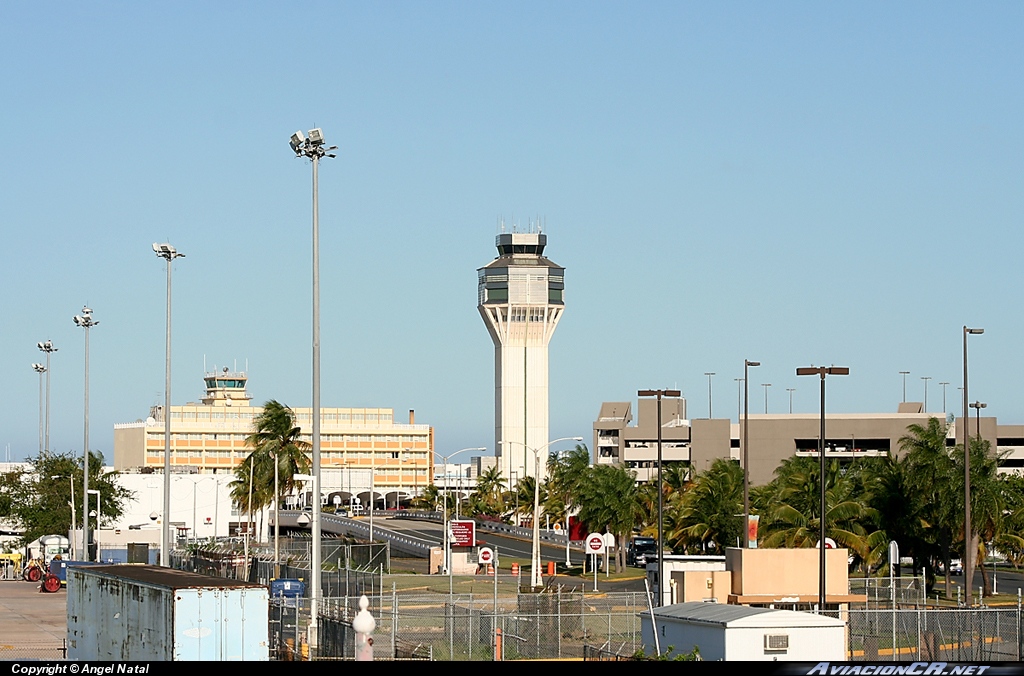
585 532 605 554
478 547 495 565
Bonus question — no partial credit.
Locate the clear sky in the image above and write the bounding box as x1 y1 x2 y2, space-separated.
2 2 1023 463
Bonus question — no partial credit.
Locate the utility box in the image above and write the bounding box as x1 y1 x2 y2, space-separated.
127 543 149 564
67 564 269 661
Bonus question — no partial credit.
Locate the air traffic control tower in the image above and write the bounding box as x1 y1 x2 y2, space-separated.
478 231 565 483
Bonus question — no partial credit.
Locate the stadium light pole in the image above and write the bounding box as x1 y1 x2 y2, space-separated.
940 382 950 414
73 307 99 561
963 326 984 602
786 388 795 414
638 389 681 605
291 128 337 633
921 376 932 412
742 360 759 548
797 365 849 614
704 372 715 419
154 243 184 566
37 340 57 457
899 371 910 402
32 363 46 455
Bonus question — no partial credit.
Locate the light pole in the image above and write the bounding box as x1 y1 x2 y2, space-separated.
921 376 932 412
899 371 910 403
501 438 581 589
638 389 681 604
940 382 950 414
796 365 850 614
761 383 772 414
291 128 336 628
787 388 795 414
704 372 715 419
437 447 486 576
153 243 184 566
37 341 57 457
742 361 759 549
32 363 46 455
963 326 983 602
52 475 77 559
73 307 98 561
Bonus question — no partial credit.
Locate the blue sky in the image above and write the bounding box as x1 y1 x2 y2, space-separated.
2 2 1023 462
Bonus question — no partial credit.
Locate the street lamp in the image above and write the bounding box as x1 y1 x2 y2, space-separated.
962 326 983 602
500 438 581 590
153 242 184 566
899 371 910 403
638 389 681 605
742 361 760 549
52 475 77 560
761 383 772 414
36 340 57 456
797 365 850 614
32 363 46 455
704 372 715 419
73 307 98 562
970 401 987 436
436 447 487 576
291 128 337 631
921 377 932 412
786 388 795 414
940 382 950 414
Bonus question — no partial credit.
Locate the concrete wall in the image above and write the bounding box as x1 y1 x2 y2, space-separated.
726 547 849 598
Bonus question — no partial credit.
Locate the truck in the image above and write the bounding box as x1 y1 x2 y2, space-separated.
627 536 659 567
67 564 269 660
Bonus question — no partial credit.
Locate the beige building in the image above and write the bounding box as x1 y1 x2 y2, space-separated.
595 396 1024 485
113 371 433 504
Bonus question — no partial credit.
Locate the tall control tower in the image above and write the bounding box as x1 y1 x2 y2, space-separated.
478 230 565 483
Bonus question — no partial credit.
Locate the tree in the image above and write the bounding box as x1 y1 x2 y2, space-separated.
576 464 642 572
667 458 743 554
0 451 133 547
230 401 310 541
466 465 507 518
544 444 591 528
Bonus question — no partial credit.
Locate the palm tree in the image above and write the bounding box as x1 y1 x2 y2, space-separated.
468 465 507 518
667 458 743 554
230 401 310 540
545 444 590 528
576 464 642 571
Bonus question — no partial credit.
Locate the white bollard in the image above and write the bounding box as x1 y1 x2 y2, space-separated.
353 594 377 661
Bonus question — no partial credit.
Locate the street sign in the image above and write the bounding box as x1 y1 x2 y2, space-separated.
478 547 494 565
450 520 476 547
585 532 605 554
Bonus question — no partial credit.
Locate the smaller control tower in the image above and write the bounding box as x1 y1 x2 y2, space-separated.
478 230 565 483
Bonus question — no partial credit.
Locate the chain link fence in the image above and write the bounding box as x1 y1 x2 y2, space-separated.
849 607 1023 662
849 575 926 607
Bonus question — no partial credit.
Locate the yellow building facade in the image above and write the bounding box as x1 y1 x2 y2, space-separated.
113 371 433 503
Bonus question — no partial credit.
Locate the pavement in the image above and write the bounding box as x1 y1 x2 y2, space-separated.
0 578 68 659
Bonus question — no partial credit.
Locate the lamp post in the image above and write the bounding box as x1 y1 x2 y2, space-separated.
940 382 950 414
437 447 486 576
32 363 46 455
970 401 987 436
962 326 983 602
921 376 932 412
761 383 772 414
74 307 98 562
638 389 681 604
291 128 336 628
742 361 760 549
52 475 77 559
153 242 184 566
37 341 57 457
796 365 850 614
787 388 795 414
704 372 715 419
501 438 581 589
899 371 910 402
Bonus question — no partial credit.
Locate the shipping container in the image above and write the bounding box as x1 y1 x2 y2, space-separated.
67 564 269 661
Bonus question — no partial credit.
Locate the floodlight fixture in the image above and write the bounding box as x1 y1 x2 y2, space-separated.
308 128 324 146
153 243 184 261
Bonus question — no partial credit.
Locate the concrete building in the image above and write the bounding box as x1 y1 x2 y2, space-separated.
595 396 1024 485
478 231 564 482
113 371 433 505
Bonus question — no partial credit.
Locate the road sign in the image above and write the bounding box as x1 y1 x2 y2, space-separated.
478 547 494 565
450 520 476 547
585 532 605 554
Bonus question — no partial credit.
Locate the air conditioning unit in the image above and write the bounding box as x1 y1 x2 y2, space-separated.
764 633 789 652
